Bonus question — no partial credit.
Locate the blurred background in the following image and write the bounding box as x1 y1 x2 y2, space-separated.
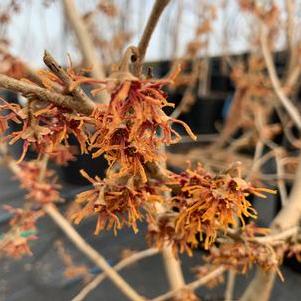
1 1 301 300
3 0 299 65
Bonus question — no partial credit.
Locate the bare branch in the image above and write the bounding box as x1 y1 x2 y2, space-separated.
0 74 95 115
134 0 171 75
253 226 299 244
43 50 94 107
240 157 301 301
72 248 158 301
62 0 108 103
62 0 105 80
224 271 236 301
44 204 145 301
285 0 297 77
260 24 301 130
151 266 225 301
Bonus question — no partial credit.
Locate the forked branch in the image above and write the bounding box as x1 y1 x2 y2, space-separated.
0 74 95 115
43 50 94 106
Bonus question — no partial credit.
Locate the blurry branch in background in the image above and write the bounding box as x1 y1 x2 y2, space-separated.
239 11 301 298
62 0 105 78
151 266 226 301
171 2 217 119
72 248 159 301
260 23 301 130
44 203 145 301
224 270 236 301
62 0 108 102
285 0 297 77
5 125 144 301
133 0 171 76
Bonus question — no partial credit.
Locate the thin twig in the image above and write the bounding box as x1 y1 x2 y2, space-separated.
6 159 145 301
62 0 108 102
43 50 94 106
151 266 225 301
44 204 145 301
134 0 171 76
240 156 301 301
62 0 105 80
253 226 299 244
224 271 236 301
260 24 301 130
72 248 158 301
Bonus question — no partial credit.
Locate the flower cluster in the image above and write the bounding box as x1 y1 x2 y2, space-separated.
148 165 274 255
204 224 284 278
14 161 61 205
72 170 164 234
0 206 43 258
89 78 196 183
0 99 87 164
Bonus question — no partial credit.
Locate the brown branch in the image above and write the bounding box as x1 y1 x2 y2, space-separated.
161 245 186 296
274 151 288 206
209 87 247 149
0 74 95 115
6 159 144 301
44 203 145 301
130 1 186 296
62 0 108 103
285 0 297 77
253 226 299 245
155 202 186 299
43 50 94 107
224 271 236 301
134 0 171 76
151 266 225 301
72 248 159 301
62 0 105 80
260 24 301 130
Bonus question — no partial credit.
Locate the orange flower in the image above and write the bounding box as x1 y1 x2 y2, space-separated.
1 99 89 163
0 99 26 135
148 165 275 255
89 79 196 182
0 206 43 258
205 223 283 278
15 161 61 204
72 170 163 234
